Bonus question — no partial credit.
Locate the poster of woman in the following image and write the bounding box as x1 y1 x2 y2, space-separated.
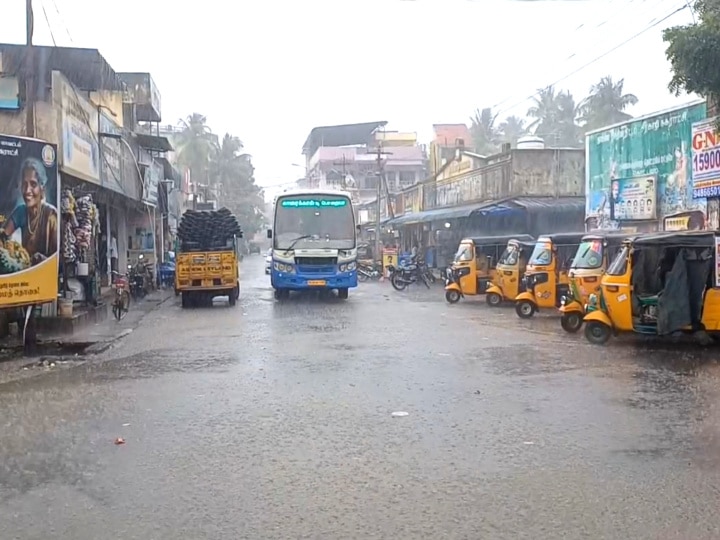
0 135 59 307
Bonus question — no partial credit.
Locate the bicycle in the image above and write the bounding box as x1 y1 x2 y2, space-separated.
111 270 131 321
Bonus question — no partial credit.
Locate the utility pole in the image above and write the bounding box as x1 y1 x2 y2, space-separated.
22 0 37 356
25 0 35 138
369 143 392 263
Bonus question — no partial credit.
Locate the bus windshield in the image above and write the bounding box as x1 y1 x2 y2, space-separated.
571 240 603 269
274 195 355 250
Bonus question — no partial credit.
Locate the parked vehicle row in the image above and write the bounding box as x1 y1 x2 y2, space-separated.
443 230 720 347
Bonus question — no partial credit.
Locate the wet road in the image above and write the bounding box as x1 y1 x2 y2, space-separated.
3 256 720 539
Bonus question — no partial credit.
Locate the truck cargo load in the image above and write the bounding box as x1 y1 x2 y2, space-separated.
175 208 243 308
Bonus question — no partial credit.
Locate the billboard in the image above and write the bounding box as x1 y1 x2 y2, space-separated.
586 101 707 230
691 117 720 198
53 71 100 183
0 135 60 307
609 175 657 221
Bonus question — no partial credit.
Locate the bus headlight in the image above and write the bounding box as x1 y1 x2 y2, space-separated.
274 262 295 273
340 261 356 272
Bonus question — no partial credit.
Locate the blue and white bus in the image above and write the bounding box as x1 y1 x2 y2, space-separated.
268 189 358 300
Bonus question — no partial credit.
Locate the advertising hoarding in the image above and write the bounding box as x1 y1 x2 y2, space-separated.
609 175 657 220
0 135 59 307
691 117 720 198
586 101 707 230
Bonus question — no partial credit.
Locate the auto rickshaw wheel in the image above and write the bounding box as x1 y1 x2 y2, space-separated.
486 292 502 307
560 312 583 333
515 300 536 319
584 321 611 345
445 290 461 304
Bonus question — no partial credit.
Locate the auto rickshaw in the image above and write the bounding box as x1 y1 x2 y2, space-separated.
484 237 538 307
558 231 631 333
444 234 534 303
584 231 720 345
514 232 587 319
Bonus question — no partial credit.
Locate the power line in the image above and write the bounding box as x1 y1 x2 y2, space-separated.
51 0 74 43
489 0 683 113
39 0 57 46
493 4 689 119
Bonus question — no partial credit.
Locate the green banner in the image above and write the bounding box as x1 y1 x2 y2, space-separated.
586 101 707 230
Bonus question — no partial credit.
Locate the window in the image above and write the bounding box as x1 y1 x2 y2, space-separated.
572 240 604 269
606 247 629 276
399 171 416 186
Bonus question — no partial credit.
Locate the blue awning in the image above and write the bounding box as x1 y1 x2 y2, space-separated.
387 197 585 227
387 202 487 226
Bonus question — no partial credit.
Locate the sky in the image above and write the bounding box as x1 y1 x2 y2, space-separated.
2 0 699 199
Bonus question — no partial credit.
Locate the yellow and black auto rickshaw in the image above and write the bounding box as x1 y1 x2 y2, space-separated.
484 237 538 306
557 231 630 333
444 234 534 304
514 232 587 319
584 231 720 345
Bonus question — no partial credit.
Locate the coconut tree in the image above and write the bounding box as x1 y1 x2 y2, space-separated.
497 115 527 147
469 107 500 155
176 113 218 186
578 76 639 132
527 86 582 147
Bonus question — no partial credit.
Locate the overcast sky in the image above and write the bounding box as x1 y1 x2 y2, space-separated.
2 0 698 197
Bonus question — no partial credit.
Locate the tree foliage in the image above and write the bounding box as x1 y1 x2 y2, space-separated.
176 114 264 235
664 0 720 101
469 75 640 151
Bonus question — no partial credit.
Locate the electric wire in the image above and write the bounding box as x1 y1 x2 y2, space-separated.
492 3 689 119
489 0 687 113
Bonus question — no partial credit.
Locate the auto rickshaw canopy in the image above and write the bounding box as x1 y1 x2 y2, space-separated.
461 234 534 246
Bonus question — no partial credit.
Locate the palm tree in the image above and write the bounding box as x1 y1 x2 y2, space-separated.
498 116 527 147
527 86 582 147
176 113 218 186
578 76 639 132
469 107 500 155
211 133 263 234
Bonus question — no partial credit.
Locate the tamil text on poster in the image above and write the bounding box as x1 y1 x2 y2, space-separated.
0 135 59 307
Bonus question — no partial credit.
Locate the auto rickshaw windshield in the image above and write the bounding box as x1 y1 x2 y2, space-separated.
528 242 552 266
606 246 629 276
454 243 473 262
572 240 603 269
498 245 519 265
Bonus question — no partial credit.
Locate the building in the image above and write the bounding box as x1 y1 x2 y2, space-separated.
0 44 176 288
300 122 427 203
360 137 587 267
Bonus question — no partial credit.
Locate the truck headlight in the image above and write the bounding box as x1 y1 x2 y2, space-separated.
274 262 295 273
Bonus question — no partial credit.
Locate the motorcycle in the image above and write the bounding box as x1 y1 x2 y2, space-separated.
357 262 382 282
128 254 153 299
388 258 431 291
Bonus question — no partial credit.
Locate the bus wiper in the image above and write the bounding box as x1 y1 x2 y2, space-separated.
285 235 315 251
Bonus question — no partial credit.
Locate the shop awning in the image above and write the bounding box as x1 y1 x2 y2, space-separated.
387 197 585 227
472 196 585 217
134 133 174 152
388 202 487 226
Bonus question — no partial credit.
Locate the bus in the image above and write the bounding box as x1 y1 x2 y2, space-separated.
267 189 358 300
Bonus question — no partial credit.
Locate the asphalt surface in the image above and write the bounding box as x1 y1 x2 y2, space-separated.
2 256 720 539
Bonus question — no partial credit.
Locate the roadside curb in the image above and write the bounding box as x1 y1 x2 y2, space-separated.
82 292 176 356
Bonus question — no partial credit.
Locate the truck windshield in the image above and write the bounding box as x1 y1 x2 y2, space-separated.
571 240 603 269
274 195 355 250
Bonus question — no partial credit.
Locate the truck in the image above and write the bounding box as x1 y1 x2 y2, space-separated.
175 208 242 308
268 189 358 300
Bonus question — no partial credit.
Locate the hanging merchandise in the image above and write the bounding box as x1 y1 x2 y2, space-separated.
60 190 78 264
73 195 96 261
